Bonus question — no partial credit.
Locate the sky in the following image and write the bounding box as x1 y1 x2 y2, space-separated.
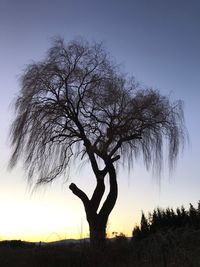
0 0 200 242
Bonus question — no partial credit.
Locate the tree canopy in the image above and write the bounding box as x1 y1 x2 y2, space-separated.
10 38 186 185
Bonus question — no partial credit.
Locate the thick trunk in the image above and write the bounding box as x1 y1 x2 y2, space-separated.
69 160 118 248
89 217 107 248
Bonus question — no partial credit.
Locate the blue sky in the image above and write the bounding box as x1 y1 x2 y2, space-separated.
0 0 200 241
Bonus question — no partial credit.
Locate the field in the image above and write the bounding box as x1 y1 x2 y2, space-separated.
1 228 200 267
1 204 200 267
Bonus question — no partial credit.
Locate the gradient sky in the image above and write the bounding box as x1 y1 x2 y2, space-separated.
0 0 200 242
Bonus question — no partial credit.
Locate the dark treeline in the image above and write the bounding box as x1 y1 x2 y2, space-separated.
132 201 200 240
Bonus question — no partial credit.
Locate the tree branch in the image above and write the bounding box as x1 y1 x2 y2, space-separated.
74 117 100 176
90 177 105 212
99 162 118 220
69 183 90 207
69 182 97 223
109 133 142 157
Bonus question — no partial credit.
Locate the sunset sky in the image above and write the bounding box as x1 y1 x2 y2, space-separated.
0 0 200 242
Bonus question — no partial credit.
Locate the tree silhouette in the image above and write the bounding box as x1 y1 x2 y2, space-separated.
140 212 149 237
9 38 186 247
132 202 200 241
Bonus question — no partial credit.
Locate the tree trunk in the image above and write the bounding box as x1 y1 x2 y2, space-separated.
88 217 107 248
69 160 118 248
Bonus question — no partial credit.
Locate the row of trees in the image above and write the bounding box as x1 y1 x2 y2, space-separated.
132 202 200 240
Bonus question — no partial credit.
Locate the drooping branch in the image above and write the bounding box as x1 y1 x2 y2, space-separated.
109 133 142 157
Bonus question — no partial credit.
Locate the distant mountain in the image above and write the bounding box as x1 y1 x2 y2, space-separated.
0 240 35 248
0 238 90 248
38 238 90 246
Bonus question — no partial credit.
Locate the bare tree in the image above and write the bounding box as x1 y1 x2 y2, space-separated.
9 38 186 247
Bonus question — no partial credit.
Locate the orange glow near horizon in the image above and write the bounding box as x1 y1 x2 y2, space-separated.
1 154 192 243
0 196 138 242
0 171 141 242
0 196 140 242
